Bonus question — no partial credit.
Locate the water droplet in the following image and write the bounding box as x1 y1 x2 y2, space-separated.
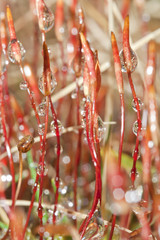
132 98 143 112
132 120 139 136
59 180 68 195
0 164 11 191
38 123 45 136
82 208 104 240
37 1 54 32
50 120 64 136
38 72 57 96
37 102 46 116
19 81 28 90
8 40 26 63
119 48 137 73
37 162 48 176
54 144 63 154
132 148 140 160
71 90 77 99
94 116 106 142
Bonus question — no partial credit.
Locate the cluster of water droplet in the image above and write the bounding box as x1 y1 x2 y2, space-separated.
37 162 48 176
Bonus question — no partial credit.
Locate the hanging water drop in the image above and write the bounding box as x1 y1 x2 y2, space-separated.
119 48 137 73
8 40 26 63
94 116 106 142
37 162 48 176
71 90 77 99
54 144 63 154
132 98 143 112
38 72 57 96
132 120 139 136
38 123 45 136
132 148 140 160
19 81 28 90
36 0 54 33
50 120 64 136
37 102 46 116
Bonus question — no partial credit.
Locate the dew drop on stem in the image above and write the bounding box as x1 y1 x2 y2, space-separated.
37 102 47 116
119 48 138 73
133 120 140 136
71 90 77 99
38 72 57 96
37 162 48 176
54 144 63 154
19 81 28 90
8 40 26 63
50 120 64 136
132 98 143 112
38 123 45 136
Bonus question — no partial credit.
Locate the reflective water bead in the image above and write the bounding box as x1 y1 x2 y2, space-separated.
8 40 26 63
119 48 138 73
38 72 57 96
37 162 48 176
132 148 140 160
54 144 63 154
38 123 45 136
50 120 64 136
133 120 139 136
19 81 28 90
71 90 77 99
132 98 143 112
37 102 47 116
37 0 54 32
94 116 106 142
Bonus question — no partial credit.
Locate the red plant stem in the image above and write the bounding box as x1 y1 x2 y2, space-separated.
109 215 116 240
73 82 82 214
0 74 16 209
38 96 49 233
119 93 125 170
48 95 61 225
22 174 40 239
128 72 141 184
79 101 101 238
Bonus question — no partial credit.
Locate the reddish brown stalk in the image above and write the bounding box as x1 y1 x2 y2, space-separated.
123 15 141 185
70 0 77 15
79 33 102 238
109 32 125 240
49 95 61 225
111 32 125 170
38 42 51 232
144 41 160 187
0 73 16 208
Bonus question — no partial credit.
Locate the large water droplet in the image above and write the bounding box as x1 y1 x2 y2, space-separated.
50 120 64 136
119 48 138 73
132 98 143 112
38 72 57 96
37 162 48 176
38 123 45 136
8 40 26 63
37 2 54 32
19 81 28 90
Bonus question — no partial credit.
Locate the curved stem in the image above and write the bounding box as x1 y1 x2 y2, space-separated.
128 72 141 184
15 151 23 202
48 95 61 225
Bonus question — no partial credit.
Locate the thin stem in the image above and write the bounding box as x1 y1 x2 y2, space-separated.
109 215 116 240
48 95 61 225
15 151 23 201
